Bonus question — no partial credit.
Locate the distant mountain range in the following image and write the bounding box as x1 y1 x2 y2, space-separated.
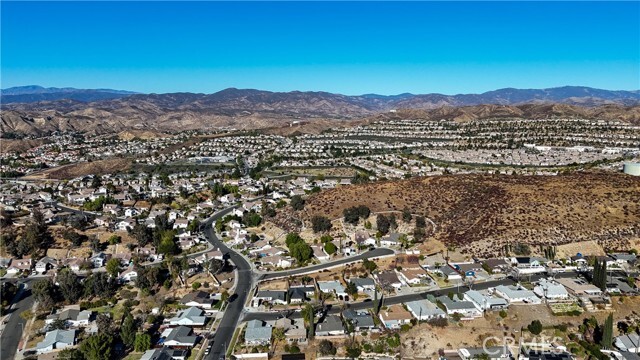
1 85 138 103
1 86 639 136
3 85 639 108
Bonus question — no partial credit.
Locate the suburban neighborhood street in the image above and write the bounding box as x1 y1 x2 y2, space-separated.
0 280 35 360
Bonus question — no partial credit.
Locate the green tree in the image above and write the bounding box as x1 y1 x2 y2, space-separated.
402 207 412 222
362 259 378 273
58 268 83 303
96 313 114 334
129 223 153 247
528 320 543 335
80 334 112 360
346 281 358 296
346 344 362 359
158 233 178 255
242 211 262 227
120 314 137 348
56 348 84 360
22 208 53 256
134 333 152 352
32 278 56 308
318 339 336 356
290 195 305 211
105 258 121 278
376 214 391 235
311 216 332 233
601 313 613 349
289 242 313 263
108 235 121 245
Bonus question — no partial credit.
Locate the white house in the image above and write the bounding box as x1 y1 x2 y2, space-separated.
118 267 138 283
168 307 207 327
494 285 541 304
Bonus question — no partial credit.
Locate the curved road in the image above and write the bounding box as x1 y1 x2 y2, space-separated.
199 205 396 359
200 205 252 360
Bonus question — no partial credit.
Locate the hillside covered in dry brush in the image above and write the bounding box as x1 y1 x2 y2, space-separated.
304 173 640 257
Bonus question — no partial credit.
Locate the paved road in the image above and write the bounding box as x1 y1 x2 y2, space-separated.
0 280 35 360
244 271 579 322
258 247 395 281
202 206 252 360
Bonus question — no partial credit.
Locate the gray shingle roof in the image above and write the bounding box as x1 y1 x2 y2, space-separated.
36 329 75 350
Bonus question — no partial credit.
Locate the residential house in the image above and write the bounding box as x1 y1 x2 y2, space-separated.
556 277 603 297
375 271 403 290
511 257 547 274
464 290 509 312
46 309 93 328
378 304 413 329
354 231 376 247
288 286 314 304
615 333 640 353
35 256 58 274
494 285 541 304
437 296 483 319
350 277 376 292
162 326 198 348
7 257 33 274
481 258 510 273
173 219 189 230
260 255 292 269
118 267 138 283
277 318 307 345
380 233 401 247
112 253 132 266
397 268 429 286
533 279 570 301
433 265 463 281
90 252 109 268
342 309 377 331
317 281 348 300
36 329 76 354
140 348 188 360
405 299 446 321
116 218 136 232
311 245 330 262
245 320 272 346
316 315 346 336
253 290 287 306
181 291 215 310
168 307 207 327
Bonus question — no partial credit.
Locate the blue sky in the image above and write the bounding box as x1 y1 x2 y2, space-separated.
1 1 639 95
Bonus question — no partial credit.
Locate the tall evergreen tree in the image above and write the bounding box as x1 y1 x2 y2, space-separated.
601 313 614 349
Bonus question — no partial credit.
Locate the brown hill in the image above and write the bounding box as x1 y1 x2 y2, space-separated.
23 158 133 180
2 86 639 136
303 173 640 257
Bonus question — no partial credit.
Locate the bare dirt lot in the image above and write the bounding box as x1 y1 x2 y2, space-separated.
304 173 640 258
